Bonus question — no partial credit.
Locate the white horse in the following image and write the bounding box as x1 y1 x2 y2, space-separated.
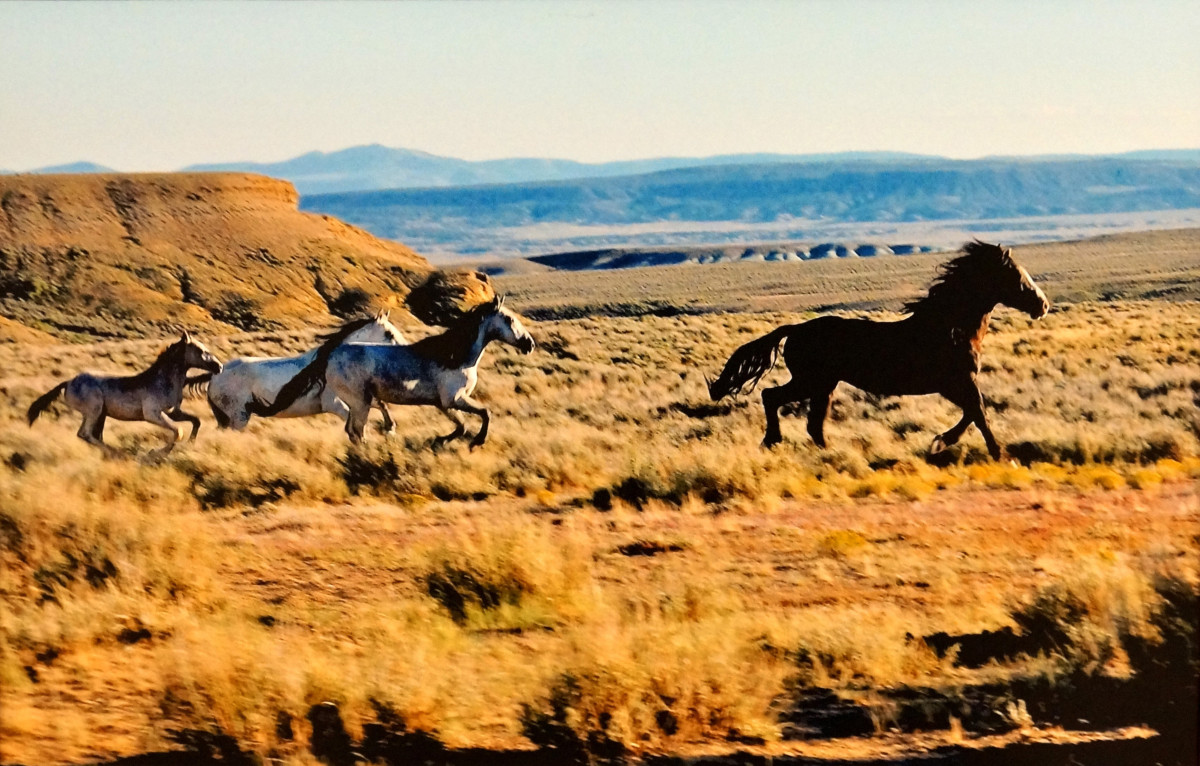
249 296 535 446
189 311 406 431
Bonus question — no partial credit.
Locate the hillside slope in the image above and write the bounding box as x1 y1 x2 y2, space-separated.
0 173 430 339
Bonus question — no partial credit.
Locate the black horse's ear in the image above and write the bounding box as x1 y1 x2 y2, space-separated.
498 294 506 307
491 294 502 309
180 330 191 342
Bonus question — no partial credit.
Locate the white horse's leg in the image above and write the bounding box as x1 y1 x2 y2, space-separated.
228 402 251 431
211 391 250 430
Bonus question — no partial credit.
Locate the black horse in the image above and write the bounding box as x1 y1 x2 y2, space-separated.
708 241 1049 460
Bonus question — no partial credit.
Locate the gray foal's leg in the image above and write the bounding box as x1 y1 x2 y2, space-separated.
77 409 118 457
144 410 182 460
167 408 202 441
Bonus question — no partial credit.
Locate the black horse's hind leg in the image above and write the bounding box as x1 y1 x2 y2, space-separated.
806 384 837 448
167 408 202 441
761 381 806 447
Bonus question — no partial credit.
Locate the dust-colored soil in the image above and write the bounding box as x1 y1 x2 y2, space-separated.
0 173 431 339
10 484 1195 765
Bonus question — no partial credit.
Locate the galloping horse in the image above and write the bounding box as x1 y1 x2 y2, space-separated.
708 241 1049 460
28 332 223 459
248 296 535 446
187 311 405 431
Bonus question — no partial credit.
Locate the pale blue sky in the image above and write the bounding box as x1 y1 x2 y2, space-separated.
2 1 1196 171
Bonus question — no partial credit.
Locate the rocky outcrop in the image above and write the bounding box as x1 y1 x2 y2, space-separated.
0 173 431 338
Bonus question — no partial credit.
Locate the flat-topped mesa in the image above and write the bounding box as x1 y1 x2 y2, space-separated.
0 172 433 339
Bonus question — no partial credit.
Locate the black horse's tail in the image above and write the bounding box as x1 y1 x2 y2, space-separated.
708 325 792 401
27 381 69 426
245 356 328 417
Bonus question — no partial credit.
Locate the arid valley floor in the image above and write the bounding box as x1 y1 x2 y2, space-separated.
1 229 1198 765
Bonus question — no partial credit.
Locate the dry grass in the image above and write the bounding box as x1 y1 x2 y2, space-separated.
1 291 1198 763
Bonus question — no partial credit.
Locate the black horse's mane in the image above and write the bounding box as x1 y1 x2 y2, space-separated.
408 303 494 369
903 240 1013 317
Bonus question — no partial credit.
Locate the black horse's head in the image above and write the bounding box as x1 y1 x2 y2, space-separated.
990 244 1050 319
906 241 1049 320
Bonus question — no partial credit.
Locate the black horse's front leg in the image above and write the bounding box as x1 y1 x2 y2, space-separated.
761 385 791 447
936 377 1002 460
930 412 972 455
167 407 202 441
805 385 837 449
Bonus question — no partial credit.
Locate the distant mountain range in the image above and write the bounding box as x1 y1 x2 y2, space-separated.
299 156 1200 256
181 146 945 195
6 144 1199 195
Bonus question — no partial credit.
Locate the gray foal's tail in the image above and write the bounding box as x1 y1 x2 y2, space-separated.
708 325 791 401
27 381 69 426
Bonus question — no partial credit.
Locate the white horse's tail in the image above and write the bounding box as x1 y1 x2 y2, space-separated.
185 372 213 398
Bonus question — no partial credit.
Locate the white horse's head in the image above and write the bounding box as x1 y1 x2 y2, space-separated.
482 296 535 354
345 309 407 345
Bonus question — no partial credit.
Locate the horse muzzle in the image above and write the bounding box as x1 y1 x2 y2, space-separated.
206 359 224 374
518 337 536 355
